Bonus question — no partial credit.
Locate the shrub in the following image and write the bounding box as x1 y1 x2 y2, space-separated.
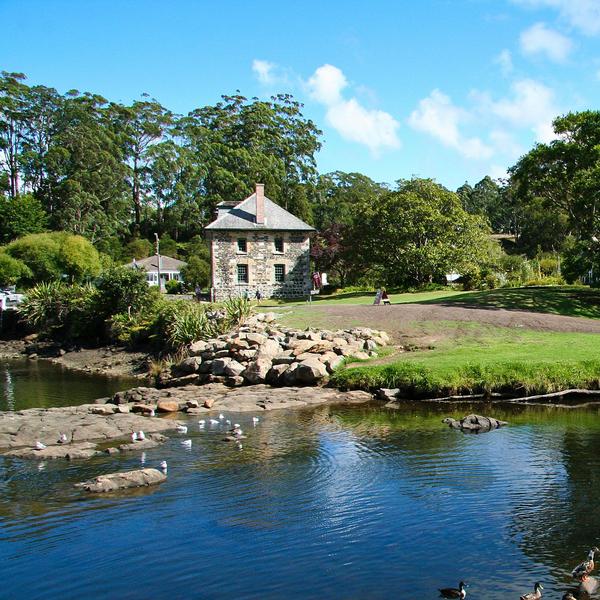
180 256 210 289
5 232 101 283
223 295 253 328
0 253 32 286
94 266 158 318
18 281 99 340
523 276 565 287
165 279 184 294
0 193 48 244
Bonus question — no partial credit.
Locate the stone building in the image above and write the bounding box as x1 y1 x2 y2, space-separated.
205 184 314 300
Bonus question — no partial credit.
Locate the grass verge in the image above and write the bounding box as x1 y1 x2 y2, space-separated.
331 325 600 397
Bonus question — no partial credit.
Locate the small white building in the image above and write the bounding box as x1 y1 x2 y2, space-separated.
126 255 187 289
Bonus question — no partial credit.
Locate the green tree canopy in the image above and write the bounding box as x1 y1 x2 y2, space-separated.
0 193 47 243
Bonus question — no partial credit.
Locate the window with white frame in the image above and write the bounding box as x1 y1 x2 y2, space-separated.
237 238 247 253
274 237 284 253
274 264 285 283
237 264 249 283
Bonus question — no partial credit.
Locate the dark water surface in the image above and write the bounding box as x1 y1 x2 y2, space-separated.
1 368 600 599
0 358 140 411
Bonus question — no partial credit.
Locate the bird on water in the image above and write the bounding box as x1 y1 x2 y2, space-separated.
439 581 467 599
572 547 599 581
520 582 543 600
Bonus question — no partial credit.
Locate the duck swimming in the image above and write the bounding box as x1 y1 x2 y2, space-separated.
175 425 188 434
562 593 576 600
572 547 599 581
520 582 543 600
438 581 466 599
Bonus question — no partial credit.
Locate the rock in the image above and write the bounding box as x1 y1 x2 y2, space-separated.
266 364 289 385
6 442 100 460
234 348 257 361
90 405 116 416
295 358 328 385
75 468 167 493
442 414 508 433
229 337 250 350
186 400 200 409
163 374 199 387
224 376 244 387
257 338 282 360
203 398 215 408
322 354 344 373
246 332 268 346
282 362 300 385
272 355 296 365
377 388 400 401
242 358 273 384
289 340 318 356
198 360 213 374
212 357 233 376
186 407 207 415
307 341 335 354
350 351 370 361
189 340 209 355
364 339 378 351
114 405 131 414
131 404 156 415
156 400 181 413
223 359 245 377
177 356 203 374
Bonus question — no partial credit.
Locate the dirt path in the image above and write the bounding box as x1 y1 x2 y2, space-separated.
298 303 600 341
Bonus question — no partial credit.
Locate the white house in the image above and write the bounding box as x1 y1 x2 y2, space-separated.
126 255 187 289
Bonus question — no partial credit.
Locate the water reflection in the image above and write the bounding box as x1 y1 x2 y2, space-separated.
2 401 600 599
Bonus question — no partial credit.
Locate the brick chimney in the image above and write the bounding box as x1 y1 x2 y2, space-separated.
255 183 265 225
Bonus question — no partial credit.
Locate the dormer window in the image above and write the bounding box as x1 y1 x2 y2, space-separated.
274 237 284 253
237 238 247 253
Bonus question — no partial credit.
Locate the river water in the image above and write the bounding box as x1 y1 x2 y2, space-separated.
1 361 599 599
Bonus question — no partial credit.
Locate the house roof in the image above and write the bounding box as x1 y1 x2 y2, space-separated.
205 192 315 232
126 254 187 272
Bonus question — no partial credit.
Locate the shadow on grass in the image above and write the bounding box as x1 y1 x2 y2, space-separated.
417 286 600 319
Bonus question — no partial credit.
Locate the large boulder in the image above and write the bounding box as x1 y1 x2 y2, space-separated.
223 359 245 377
75 468 167 493
242 358 273 384
246 332 268 346
257 338 283 360
156 399 181 413
295 358 328 385
212 357 233 376
176 356 202 374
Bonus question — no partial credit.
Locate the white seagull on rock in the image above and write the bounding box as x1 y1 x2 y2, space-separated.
35 441 46 451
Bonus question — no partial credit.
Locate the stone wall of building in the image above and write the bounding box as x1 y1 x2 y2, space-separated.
209 231 311 300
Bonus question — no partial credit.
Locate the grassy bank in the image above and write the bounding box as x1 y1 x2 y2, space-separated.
266 285 600 320
331 324 600 397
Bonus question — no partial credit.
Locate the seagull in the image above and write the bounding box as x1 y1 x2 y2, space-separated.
35 441 47 450
175 425 188 434
131 432 137 442
137 430 146 441
252 417 260 425
160 460 168 472
181 439 192 448
149 409 156 417
198 420 206 427
226 419 231 425
209 418 219 425
229 425 243 437
219 413 225 420
140 452 146 464
57 433 68 444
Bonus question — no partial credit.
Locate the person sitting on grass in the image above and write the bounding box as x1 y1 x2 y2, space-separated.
381 288 391 305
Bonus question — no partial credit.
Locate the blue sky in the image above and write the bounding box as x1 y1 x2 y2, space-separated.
1 0 599 189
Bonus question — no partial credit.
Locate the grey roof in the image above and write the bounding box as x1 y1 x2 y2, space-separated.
125 255 187 272
205 193 315 231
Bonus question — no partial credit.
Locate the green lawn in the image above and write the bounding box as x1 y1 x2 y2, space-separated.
264 285 600 320
332 322 600 397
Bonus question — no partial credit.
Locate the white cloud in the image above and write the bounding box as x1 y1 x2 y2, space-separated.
408 90 493 159
520 22 573 62
307 64 348 105
487 79 559 142
488 164 510 181
306 64 400 153
252 59 276 85
495 49 514 75
489 129 524 159
512 0 600 36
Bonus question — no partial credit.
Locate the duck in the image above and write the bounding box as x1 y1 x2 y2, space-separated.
175 424 188 434
562 593 576 600
34 441 47 451
572 547 599 581
439 581 467 599
520 582 543 600
181 439 192 448
57 433 68 444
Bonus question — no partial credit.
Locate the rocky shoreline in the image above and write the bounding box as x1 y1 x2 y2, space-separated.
0 383 373 459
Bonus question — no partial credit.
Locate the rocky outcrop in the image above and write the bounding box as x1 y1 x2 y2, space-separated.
442 414 508 432
172 313 390 388
75 468 166 493
0 404 182 458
